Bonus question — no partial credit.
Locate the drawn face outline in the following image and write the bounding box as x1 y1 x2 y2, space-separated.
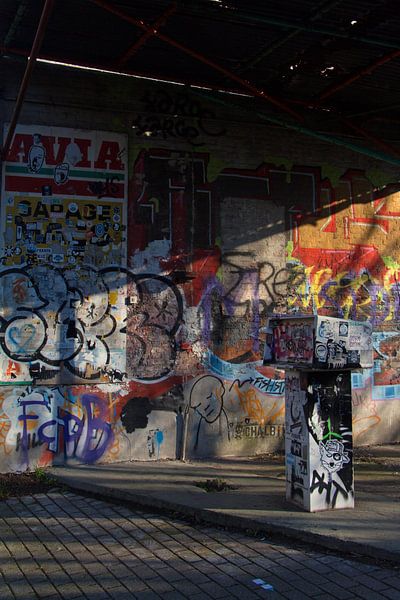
190 376 225 423
201 389 222 422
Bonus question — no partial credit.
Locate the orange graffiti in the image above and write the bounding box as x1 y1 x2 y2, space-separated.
266 401 285 424
352 414 381 440
233 383 285 426
5 361 20 379
37 450 53 467
234 385 266 424
352 390 381 440
107 392 120 420
108 436 121 457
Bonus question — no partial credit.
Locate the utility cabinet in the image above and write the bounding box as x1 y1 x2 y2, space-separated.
265 315 373 512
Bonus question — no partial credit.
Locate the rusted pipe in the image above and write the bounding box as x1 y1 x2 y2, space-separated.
1 0 55 160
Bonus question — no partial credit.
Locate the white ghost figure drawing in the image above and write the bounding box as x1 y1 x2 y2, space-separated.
319 439 350 475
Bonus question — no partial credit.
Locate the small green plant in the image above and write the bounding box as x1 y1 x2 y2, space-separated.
0 482 7 500
194 478 235 493
34 466 55 485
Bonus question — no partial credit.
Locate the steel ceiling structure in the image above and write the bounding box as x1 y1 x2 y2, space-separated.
1 0 400 164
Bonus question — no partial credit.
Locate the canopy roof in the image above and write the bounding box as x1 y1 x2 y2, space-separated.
2 0 400 164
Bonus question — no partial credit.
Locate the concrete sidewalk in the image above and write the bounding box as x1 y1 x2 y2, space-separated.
50 445 400 565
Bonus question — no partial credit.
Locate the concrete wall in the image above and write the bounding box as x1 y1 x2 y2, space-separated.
0 60 399 471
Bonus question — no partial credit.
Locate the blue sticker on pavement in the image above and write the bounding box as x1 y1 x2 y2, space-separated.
253 578 274 591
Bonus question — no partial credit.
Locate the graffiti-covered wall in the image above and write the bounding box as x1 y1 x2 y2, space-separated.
0 65 399 471
1 125 128 383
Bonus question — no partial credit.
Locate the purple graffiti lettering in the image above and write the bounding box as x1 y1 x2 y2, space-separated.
61 411 84 453
78 394 113 463
199 278 234 345
37 419 58 452
17 393 50 467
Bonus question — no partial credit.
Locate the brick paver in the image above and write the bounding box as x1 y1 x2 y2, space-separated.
0 491 399 599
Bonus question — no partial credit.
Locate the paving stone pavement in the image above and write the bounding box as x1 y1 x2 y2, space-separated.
0 491 399 600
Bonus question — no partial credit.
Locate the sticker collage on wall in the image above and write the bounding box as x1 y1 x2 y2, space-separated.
0 125 128 385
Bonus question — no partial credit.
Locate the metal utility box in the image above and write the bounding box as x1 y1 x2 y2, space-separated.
265 315 372 512
285 368 354 511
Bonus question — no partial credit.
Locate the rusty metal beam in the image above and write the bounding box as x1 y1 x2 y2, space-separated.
315 48 400 103
90 0 302 121
118 2 177 66
1 0 55 160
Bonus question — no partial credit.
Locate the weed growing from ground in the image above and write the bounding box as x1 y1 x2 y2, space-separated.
194 478 236 492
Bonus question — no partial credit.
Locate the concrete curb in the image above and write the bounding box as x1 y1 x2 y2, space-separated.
52 475 400 566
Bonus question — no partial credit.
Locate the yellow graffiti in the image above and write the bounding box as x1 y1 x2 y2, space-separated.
290 175 400 323
287 264 314 310
288 261 400 323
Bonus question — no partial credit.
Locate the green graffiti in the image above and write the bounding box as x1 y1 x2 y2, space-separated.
207 156 229 182
383 256 400 271
322 417 342 441
286 240 294 261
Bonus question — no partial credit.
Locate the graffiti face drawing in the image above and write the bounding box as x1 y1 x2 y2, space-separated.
189 375 229 449
319 439 350 474
190 375 224 423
